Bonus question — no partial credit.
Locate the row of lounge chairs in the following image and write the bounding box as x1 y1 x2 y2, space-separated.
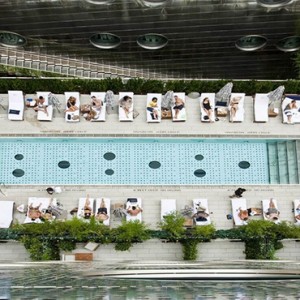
1 198 299 229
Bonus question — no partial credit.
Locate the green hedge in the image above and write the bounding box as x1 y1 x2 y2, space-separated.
0 78 299 95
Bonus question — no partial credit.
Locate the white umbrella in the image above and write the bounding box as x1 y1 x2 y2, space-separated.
267 85 285 109
162 90 174 109
215 82 233 106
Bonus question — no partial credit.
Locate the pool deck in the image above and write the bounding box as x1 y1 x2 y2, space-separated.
0 93 299 261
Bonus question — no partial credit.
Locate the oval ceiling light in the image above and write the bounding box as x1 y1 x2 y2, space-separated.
142 0 168 8
84 0 115 4
0 31 27 48
276 36 300 52
257 0 294 8
90 33 121 49
235 35 267 51
137 33 168 50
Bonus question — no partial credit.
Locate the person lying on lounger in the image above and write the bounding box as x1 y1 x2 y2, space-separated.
238 207 262 222
173 95 185 119
193 205 209 222
119 95 133 118
202 97 214 122
127 205 143 216
147 97 159 120
96 198 109 222
28 203 42 221
265 198 280 221
81 195 93 219
34 96 49 116
284 99 297 124
65 96 79 112
229 96 242 122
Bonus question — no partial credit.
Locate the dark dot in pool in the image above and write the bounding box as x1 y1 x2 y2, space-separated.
239 161 250 169
194 169 206 177
105 169 114 175
103 152 116 160
58 161 70 169
149 161 161 169
14 154 24 160
12 169 25 177
195 154 204 161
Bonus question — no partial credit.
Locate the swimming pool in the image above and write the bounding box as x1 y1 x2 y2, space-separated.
0 138 272 185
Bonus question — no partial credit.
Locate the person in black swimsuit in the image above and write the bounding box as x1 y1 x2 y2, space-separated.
202 97 214 122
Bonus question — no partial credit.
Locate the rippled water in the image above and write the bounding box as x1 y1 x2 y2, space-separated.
1 261 300 299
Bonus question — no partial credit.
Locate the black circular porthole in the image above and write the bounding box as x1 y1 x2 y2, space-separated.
58 161 70 169
105 169 114 175
195 154 204 161
276 36 300 52
235 35 267 51
194 169 206 177
14 154 24 160
103 152 116 160
149 161 161 169
90 33 121 49
0 31 27 48
239 161 251 169
137 33 168 50
257 0 293 8
12 169 24 177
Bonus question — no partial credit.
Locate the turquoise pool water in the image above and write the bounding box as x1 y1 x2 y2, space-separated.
0 138 269 185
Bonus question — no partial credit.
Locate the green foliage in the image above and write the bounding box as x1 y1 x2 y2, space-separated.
111 220 150 251
158 211 186 241
181 240 198 260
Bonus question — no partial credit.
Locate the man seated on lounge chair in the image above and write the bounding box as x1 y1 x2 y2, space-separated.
34 96 49 116
127 204 143 216
96 198 109 222
28 203 42 221
173 95 185 119
229 96 242 122
265 198 280 222
192 205 209 223
238 207 262 222
80 195 94 219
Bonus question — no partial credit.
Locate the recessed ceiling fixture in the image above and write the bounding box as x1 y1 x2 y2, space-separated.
90 33 121 49
137 33 168 50
257 0 294 8
0 31 26 48
235 35 267 51
84 0 115 4
142 0 168 8
276 36 300 52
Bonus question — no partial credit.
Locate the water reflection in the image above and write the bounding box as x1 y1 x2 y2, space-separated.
0 262 299 299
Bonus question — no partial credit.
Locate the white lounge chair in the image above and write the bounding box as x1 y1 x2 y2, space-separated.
90 92 106 121
36 91 53 121
8 90 24 121
282 95 300 124
193 199 211 225
24 197 51 224
147 93 162 123
119 92 134 121
262 198 280 223
65 92 80 122
95 198 110 226
229 93 245 122
161 199 176 220
172 92 186 121
126 198 142 222
231 198 247 226
293 199 300 224
0 201 14 228
254 93 269 123
200 93 215 122
77 197 95 220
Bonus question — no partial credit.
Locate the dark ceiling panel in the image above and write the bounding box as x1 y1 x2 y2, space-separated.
0 0 299 79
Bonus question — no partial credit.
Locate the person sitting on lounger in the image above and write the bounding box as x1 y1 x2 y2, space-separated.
295 203 300 221
173 95 185 119
193 205 209 222
202 97 214 122
28 203 42 221
96 198 109 222
66 96 79 112
81 195 93 219
127 205 143 216
229 96 242 122
265 198 280 221
238 207 262 222
119 95 133 118
34 96 48 116
284 99 297 124
147 97 159 120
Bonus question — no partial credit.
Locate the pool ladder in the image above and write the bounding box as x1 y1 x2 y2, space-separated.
0 182 7 196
